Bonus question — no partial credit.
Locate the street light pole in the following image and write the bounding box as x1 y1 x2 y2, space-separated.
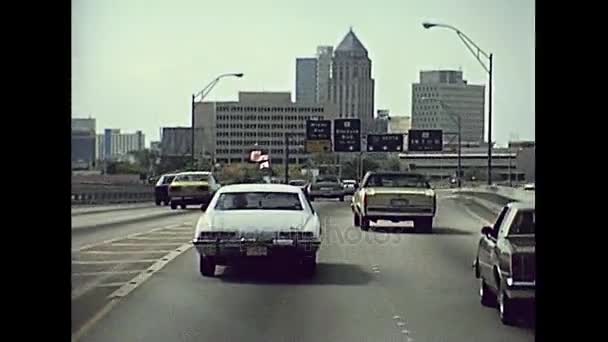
191 73 244 168
488 53 493 184
422 22 493 185
457 115 462 188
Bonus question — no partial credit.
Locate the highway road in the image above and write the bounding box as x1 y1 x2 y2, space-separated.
72 193 534 342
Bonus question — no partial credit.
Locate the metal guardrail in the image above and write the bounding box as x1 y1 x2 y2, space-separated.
71 190 154 205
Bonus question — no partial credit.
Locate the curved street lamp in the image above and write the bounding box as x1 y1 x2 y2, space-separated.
422 21 493 185
191 73 244 166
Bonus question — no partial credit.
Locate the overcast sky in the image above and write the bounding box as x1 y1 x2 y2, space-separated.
72 0 534 146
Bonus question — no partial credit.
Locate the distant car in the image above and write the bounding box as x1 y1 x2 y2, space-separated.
351 171 436 233
288 179 309 195
342 179 358 195
168 171 220 210
523 183 535 191
154 173 176 206
307 175 345 201
192 184 322 277
474 202 535 325
449 177 458 188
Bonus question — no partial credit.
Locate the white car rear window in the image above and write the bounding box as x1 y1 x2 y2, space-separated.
215 192 303 211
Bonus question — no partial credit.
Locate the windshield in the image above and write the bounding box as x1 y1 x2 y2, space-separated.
316 176 339 183
214 192 303 211
161 175 175 185
364 174 430 188
510 210 535 235
174 173 209 182
289 180 307 186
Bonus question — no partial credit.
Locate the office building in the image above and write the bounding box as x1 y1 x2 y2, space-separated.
96 129 145 161
159 127 192 157
150 141 161 153
370 109 389 134
316 46 334 104
72 118 96 169
509 141 535 182
329 28 375 135
72 118 96 132
193 91 338 165
399 146 525 181
296 58 318 104
411 70 485 144
388 116 411 134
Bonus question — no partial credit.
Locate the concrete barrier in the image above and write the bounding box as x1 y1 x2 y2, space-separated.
453 184 534 208
71 189 154 205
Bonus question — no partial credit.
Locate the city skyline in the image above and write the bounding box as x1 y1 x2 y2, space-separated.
72 0 534 145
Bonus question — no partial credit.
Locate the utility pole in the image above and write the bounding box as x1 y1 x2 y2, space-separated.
284 133 291 184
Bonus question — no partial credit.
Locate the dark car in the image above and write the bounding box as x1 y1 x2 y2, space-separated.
474 201 535 325
154 174 176 206
307 175 345 201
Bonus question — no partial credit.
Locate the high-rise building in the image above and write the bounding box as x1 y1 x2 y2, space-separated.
371 109 389 133
411 70 485 144
296 58 318 104
316 46 333 104
72 118 96 169
329 28 375 135
193 91 337 165
388 116 411 134
159 127 192 157
96 129 145 161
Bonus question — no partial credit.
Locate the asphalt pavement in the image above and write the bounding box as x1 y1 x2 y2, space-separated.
72 194 534 342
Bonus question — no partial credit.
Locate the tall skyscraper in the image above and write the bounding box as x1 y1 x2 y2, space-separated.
97 129 146 161
411 70 485 144
329 28 375 134
72 118 96 169
295 58 318 104
316 46 333 104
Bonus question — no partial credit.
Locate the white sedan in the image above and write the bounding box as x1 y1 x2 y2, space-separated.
192 184 322 277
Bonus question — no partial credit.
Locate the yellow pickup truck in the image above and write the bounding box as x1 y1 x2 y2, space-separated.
351 171 436 233
168 171 220 210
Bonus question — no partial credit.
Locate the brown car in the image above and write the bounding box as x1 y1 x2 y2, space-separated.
474 201 535 325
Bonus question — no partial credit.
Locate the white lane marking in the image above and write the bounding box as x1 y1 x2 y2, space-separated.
74 226 169 252
95 282 128 288
77 250 175 255
401 329 410 334
126 236 188 241
106 243 183 247
72 270 144 277
72 243 194 341
72 259 159 265
396 322 406 327
71 298 120 342
109 243 193 299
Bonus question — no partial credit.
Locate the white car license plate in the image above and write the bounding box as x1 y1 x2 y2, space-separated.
246 246 267 256
321 187 333 191
391 199 409 207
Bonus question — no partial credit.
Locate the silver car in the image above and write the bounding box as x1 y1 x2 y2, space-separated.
192 184 322 277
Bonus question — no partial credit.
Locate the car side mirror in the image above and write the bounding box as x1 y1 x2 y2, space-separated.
481 226 493 236
201 203 209 211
